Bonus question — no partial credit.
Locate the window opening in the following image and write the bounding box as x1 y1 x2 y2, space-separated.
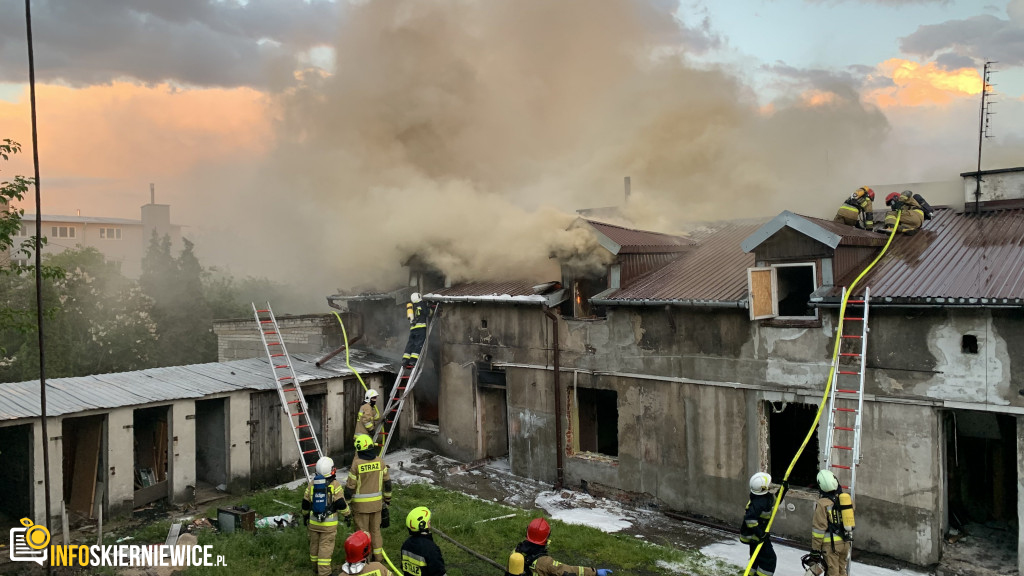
414 372 439 427
100 227 122 240
775 264 816 318
575 388 618 457
961 335 979 354
766 401 819 488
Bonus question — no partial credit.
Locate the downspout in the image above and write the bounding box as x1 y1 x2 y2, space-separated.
543 306 564 489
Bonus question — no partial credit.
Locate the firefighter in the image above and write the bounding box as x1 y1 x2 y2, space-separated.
401 506 447 576
881 190 925 234
402 293 432 367
834 186 875 229
507 517 612 576
340 530 393 576
345 434 392 563
740 472 788 576
355 389 381 442
812 470 852 576
302 456 351 576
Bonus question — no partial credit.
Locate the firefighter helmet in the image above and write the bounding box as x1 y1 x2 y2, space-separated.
406 506 432 532
354 434 374 451
859 187 875 201
526 517 550 545
749 472 772 495
817 469 839 492
344 530 372 563
364 389 379 404
411 292 422 303
886 192 901 206
314 456 334 476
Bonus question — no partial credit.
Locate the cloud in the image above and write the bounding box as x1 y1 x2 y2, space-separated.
0 0 339 88
864 58 982 107
900 5 1024 68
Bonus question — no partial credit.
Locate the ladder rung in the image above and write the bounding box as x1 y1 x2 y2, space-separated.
306 463 316 467
290 412 305 417
832 464 852 470
839 353 861 357
267 342 281 346
282 388 296 392
844 317 863 321
832 445 853 451
837 408 857 412
838 370 859 375
837 389 858 394
302 449 318 454
256 309 270 313
288 399 300 404
846 299 865 304
296 424 310 429
270 353 285 357
278 376 293 381
836 426 854 431
260 320 273 323
299 437 313 441
264 331 278 335
840 335 861 339
274 364 288 369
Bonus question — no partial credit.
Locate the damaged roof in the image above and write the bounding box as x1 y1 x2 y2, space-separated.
425 280 566 306
594 220 767 306
0 350 393 421
820 208 1024 305
581 219 693 254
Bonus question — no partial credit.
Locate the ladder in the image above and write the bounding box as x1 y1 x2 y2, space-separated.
252 302 323 482
823 287 870 499
372 304 441 457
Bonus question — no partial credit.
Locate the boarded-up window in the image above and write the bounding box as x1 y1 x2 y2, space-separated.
748 267 777 320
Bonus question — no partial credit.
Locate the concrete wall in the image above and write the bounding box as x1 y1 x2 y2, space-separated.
227 391 251 493
107 408 136 516
962 169 1024 203
169 400 196 504
213 314 345 362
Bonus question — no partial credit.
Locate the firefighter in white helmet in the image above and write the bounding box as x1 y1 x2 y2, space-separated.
354 388 381 443
739 472 788 576
402 292 432 367
302 456 351 576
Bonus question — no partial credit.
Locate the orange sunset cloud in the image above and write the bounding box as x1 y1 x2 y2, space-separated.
865 58 983 108
0 82 272 196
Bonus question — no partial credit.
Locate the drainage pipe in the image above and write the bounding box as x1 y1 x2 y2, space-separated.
543 306 564 489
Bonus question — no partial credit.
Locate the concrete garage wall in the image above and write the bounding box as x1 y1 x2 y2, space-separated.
507 367 558 485
106 408 136 516
227 392 251 493
170 400 196 503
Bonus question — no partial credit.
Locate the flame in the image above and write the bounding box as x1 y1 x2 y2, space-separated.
865 58 983 108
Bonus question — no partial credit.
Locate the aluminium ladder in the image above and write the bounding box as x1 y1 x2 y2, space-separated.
252 302 324 482
822 286 870 500
372 304 441 457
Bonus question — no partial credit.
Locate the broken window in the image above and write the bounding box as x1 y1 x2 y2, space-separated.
414 372 440 428
574 388 618 457
765 401 819 489
747 263 818 321
961 335 979 354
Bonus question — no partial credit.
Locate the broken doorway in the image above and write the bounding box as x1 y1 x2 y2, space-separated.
195 399 228 493
133 406 170 507
765 401 819 489
477 366 509 459
0 424 33 529
62 415 106 520
304 392 326 466
944 410 1018 568
574 388 619 457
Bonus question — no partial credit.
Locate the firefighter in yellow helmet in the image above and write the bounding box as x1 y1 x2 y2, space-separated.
834 187 875 229
302 456 351 576
401 506 447 576
811 470 853 576
345 434 392 563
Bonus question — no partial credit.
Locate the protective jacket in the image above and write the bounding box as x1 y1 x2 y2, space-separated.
340 560 393 575
409 301 431 330
811 492 852 576
511 540 597 576
834 195 874 229
401 532 447 576
345 448 393 514
883 193 925 233
739 492 775 544
301 475 350 531
356 401 380 439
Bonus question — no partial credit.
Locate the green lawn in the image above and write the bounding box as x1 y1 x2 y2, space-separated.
166 483 729 575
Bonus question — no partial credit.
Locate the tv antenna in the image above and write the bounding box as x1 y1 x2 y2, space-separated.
974 61 997 214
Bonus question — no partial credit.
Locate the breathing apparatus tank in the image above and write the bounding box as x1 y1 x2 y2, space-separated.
839 491 855 533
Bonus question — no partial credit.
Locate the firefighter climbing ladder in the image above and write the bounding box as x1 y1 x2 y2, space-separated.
372 305 441 457
252 302 324 483
823 286 870 499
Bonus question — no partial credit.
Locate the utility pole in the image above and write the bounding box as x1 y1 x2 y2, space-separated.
974 61 997 214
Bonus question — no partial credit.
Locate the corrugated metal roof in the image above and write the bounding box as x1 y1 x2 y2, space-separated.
0 350 393 421
828 208 1024 304
800 215 890 247
584 219 693 254
428 281 541 298
601 220 767 303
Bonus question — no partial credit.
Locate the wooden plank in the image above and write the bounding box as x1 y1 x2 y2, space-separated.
748 268 776 320
133 480 169 507
69 418 101 517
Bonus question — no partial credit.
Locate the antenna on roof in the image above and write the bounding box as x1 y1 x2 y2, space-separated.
974 61 997 215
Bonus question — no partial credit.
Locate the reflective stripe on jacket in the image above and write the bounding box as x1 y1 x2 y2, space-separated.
346 454 391 513
302 479 346 528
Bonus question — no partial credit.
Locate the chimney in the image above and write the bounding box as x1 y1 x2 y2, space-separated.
624 176 631 202
150 182 155 204
76 209 81 216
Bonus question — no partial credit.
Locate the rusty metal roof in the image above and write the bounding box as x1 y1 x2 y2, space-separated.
597 220 767 305
825 208 1024 305
741 211 887 252
584 219 693 254
0 350 393 421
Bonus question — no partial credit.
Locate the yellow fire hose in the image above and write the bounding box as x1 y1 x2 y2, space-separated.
743 213 902 576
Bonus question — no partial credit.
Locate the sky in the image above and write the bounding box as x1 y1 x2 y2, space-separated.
0 0 1022 304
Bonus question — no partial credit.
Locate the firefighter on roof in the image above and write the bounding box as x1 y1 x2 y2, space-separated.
834 186 875 229
302 456 351 576
506 517 612 576
345 434 393 562
881 190 928 235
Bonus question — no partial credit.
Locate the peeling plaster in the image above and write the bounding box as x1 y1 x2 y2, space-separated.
924 320 1006 404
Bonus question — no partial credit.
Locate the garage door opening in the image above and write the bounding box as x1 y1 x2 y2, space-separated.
133 406 170 507
0 424 33 530
62 415 106 520
195 399 228 494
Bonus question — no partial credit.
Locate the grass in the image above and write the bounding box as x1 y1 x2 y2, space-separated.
145 482 730 575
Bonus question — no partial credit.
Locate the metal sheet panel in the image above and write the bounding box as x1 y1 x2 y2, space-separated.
584 219 693 253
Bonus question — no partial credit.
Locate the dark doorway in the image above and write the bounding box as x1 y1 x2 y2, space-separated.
576 388 618 457
195 399 228 487
775 264 815 318
946 411 1017 525
133 406 170 507
249 391 284 488
0 424 33 528
63 415 105 519
305 392 326 466
766 401 819 489
477 366 509 459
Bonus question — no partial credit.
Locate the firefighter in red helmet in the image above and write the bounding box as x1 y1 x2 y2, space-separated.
339 530 393 575
506 518 612 576
881 190 926 234
834 187 875 229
